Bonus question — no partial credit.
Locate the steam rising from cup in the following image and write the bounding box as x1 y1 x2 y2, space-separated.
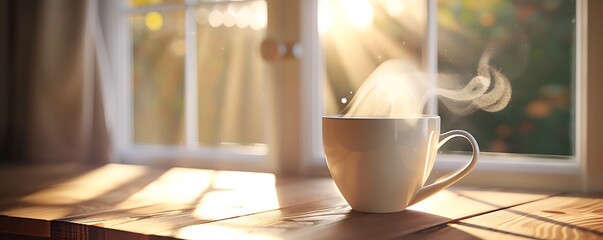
344 51 511 117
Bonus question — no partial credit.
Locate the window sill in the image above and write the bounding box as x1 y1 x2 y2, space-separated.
308 153 582 191
0 163 601 239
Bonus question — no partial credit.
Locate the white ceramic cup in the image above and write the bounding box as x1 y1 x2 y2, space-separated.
322 115 479 213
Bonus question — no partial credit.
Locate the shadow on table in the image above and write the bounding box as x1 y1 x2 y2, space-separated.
286 208 481 240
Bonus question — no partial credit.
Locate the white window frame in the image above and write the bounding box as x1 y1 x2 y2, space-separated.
102 0 603 191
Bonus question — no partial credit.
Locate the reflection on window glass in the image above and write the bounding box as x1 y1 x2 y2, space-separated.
196 1 267 146
437 0 574 156
132 10 185 145
321 0 427 115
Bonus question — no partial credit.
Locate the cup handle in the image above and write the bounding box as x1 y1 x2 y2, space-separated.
409 130 480 205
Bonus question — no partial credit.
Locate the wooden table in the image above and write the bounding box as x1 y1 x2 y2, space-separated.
0 163 602 239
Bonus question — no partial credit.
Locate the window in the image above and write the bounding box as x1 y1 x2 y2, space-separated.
104 0 603 191
320 0 574 156
107 0 272 172
309 0 599 190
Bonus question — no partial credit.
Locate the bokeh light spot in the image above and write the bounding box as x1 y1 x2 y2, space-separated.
479 12 496 27
145 12 164 31
495 124 513 138
525 99 552 118
208 10 223 28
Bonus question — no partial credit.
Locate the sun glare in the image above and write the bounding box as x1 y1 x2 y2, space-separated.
193 171 279 220
117 168 216 208
319 0 374 34
384 0 409 17
318 0 334 34
342 0 374 29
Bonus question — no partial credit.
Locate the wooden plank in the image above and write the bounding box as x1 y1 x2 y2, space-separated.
0 164 343 239
400 222 536 240
0 232 51 240
55 176 343 238
0 163 96 201
408 187 554 218
430 193 603 240
1 164 168 219
0 163 99 237
160 187 555 240
0 164 167 237
0 216 51 238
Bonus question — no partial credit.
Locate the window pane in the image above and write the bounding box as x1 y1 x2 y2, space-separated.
321 0 427 115
132 10 185 145
437 0 575 156
196 1 268 146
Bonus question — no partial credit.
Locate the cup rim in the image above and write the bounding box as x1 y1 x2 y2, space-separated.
323 114 440 120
